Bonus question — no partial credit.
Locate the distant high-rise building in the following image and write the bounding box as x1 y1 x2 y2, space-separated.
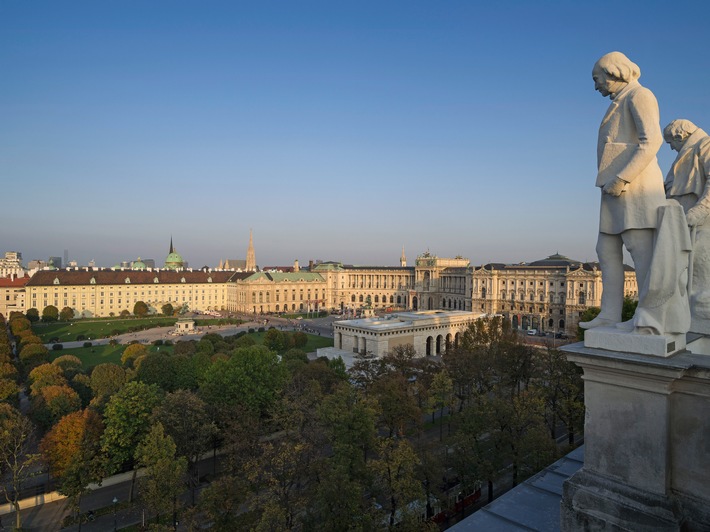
143 259 156 269
49 256 62 269
27 259 47 270
0 251 25 278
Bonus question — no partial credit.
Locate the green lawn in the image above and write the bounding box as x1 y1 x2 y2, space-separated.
48 343 174 369
33 317 244 343
33 317 178 343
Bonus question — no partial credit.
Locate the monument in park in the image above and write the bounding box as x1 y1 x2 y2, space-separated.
560 52 710 530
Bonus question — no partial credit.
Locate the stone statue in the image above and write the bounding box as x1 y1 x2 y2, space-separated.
664 119 710 333
580 52 666 330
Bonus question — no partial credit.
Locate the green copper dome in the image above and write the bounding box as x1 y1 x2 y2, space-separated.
132 258 147 270
164 252 184 269
164 237 184 270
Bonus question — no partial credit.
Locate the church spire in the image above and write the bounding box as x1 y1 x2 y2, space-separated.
400 245 407 267
169 236 174 254
246 229 256 272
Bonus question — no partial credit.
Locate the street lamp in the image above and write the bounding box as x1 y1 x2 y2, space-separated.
112 497 118 531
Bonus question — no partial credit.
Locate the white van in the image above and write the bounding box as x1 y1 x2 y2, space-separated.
527 329 537 336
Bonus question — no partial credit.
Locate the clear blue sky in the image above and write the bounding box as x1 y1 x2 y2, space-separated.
2 1 709 269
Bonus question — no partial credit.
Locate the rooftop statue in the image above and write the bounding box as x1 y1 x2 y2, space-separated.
580 52 666 331
664 119 710 333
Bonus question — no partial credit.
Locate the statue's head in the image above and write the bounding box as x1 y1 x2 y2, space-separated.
592 52 640 97
664 119 698 152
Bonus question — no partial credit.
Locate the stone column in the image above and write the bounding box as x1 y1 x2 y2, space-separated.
561 341 710 530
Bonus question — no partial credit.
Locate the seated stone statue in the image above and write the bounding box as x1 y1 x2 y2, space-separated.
664 119 710 333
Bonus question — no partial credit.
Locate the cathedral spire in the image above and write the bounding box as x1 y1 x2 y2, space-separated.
246 229 256 272
169 236 174 254
400 245 407 267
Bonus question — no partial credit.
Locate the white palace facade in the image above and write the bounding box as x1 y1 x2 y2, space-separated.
10 242 637 335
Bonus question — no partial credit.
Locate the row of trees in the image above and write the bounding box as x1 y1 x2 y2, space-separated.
24 301 178 325
0 311 584 530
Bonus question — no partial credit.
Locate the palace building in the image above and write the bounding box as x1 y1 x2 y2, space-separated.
470 253 637 334
7 231 638 335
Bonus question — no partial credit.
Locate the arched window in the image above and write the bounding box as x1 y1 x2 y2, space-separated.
351 295 356 302
374 295 379 303
397 295 401 304
390 295 394 304
359 295 364 302
579 291 586 304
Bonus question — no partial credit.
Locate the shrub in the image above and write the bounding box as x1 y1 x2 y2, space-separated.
152 339 163 346
258 327 265 333
83 342 92 348
76 334 87 341
164 340 173 346
109 339 119 346
52 344 64 351
248 328 255 334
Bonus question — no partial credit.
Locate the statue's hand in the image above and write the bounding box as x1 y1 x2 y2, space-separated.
603 177 627 197
687 206 709 227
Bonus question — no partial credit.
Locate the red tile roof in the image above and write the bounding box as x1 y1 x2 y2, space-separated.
0 276 30 288
26 269 251 287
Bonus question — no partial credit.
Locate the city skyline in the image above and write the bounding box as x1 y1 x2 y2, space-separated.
2 2 710 268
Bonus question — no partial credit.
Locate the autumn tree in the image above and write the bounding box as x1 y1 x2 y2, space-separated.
161 303 174 316
199 345 286 417
133 300 149 317
30 384 82 429
152 390 216 504
42 304 59 322
537 348 584 444
40 408 104 478
121 343 149 367
19 343 50 372
60 306 75 321
9 316 31 335
0 404 39 531
28 363 68 396
101 381 164 474
25 308 40 323
52 354 83 380
369 437 424 528
89 363 127 408
135 423 187 525
427 369 454 440
263 328 285 352
371 373 421 437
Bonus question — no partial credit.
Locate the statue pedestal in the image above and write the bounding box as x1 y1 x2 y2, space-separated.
560 342 710 531
584 326 686 357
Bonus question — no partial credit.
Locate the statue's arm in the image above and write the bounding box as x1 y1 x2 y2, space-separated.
615 88 663 184
686 139 710 226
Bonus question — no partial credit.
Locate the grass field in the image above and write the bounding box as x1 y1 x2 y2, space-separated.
32 317 242 343
33 317 178 343
48 343 174 369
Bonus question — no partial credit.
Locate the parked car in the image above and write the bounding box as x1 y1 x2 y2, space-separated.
555 332 569 339
527 329 537 336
